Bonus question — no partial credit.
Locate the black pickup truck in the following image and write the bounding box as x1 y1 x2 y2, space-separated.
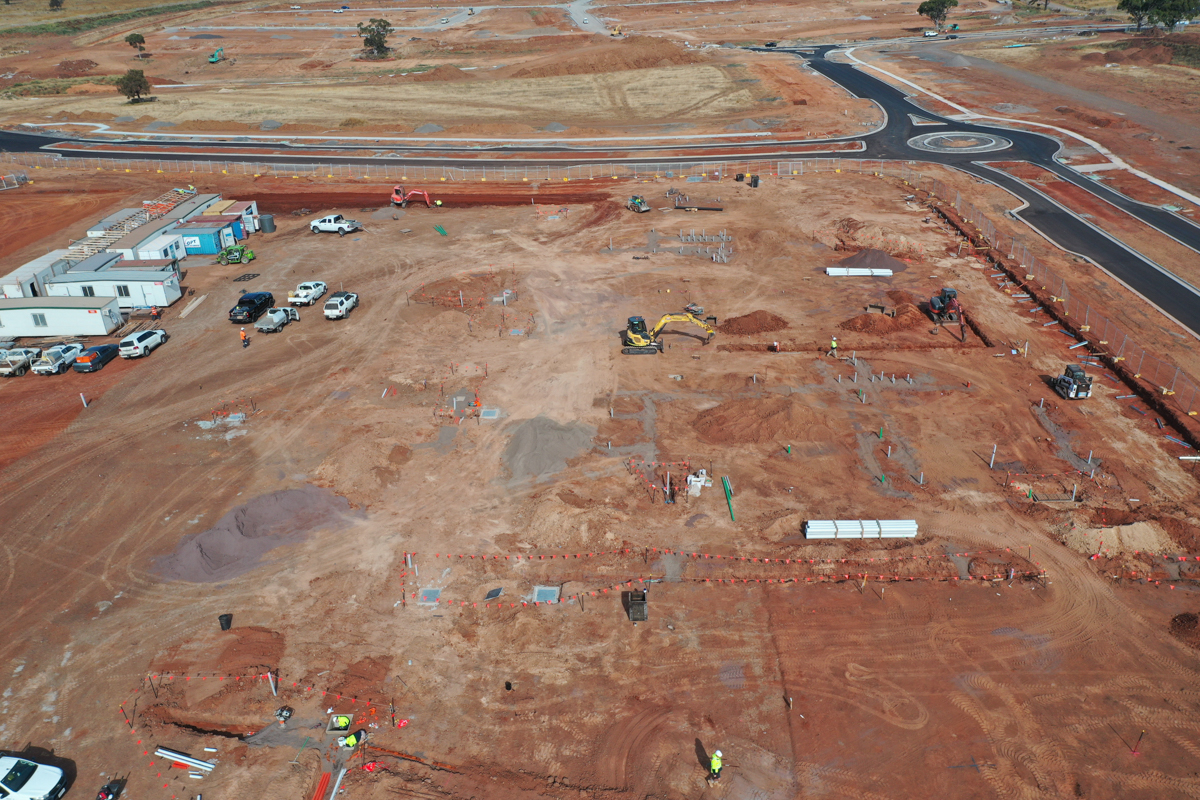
229 291 274 323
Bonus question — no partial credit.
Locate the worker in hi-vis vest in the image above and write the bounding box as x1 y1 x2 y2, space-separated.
710 750 723 780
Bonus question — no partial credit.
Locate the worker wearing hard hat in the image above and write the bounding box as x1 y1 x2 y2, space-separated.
240 328 248 348
710 750 723 780
829 336 838 357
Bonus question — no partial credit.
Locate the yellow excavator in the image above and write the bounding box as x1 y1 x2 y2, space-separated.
622 303 718 355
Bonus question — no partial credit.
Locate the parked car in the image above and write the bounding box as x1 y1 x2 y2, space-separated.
288 281 328 306
0 756 68 800
0 347 42 378
119 329 169 358
255 307 300 333
32 343 84 375
324 291 359 320
310 214 362 236
73 344 119 372
229 292 275 323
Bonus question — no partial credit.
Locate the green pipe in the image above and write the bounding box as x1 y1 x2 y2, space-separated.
722 476 735 522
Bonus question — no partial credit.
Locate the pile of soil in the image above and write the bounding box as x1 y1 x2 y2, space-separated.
55 59 97 77
1055 106 1124 128
502 416 596 482
719 310 788 335
410 65 474 82
510 36 704 79
693 396 835 445
1170 612 1200 651
840 289 927 334
299 60 333 70
838 248 908 273
155 486 356 582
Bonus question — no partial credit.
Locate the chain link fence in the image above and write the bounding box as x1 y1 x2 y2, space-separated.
3 151 1194 415
0 171 29 190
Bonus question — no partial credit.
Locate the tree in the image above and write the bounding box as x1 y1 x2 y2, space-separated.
1149 0 1200 31
125 33 147 59
357 18 394 57
1118 0 1155 30
48 0 64 9
116 69 151 102
917 0 958 29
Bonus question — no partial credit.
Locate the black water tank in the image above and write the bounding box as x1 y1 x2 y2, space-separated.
259 214 276 233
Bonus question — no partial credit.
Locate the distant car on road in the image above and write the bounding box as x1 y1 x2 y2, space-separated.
32 343 84 375
0 756 68 800
324 291 359 320
229 292 275 323
73 344 119 373
119 329 169 358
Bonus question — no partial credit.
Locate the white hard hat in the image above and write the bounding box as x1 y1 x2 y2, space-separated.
241 327 245 330
714 750 722 757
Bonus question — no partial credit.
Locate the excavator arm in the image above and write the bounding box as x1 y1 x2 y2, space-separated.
649 312 717 341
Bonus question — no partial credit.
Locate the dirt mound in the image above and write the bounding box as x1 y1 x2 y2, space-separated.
840 302 926 334
299 60 333 70
410 64 474 82
719 310 788 335
502 416 596 483
1081 52 1106 64
839 248 908 272
510 35 704 78
155 486 357 582
693 396 834 445
55 59 97 77
1170 612 1200 650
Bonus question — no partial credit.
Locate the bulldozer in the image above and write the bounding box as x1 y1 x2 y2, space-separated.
208 47 225 64
929 287 961 324
622 303 717 355
627 195 651 213
1053 364 1093 400
217 244 254 265
391 185 433 208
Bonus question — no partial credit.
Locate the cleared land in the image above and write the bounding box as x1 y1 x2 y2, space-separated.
2 171 1200 800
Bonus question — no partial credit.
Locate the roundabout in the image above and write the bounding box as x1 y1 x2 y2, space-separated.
906 131 1013 154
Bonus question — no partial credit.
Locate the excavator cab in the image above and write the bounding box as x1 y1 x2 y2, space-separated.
627 316 648 338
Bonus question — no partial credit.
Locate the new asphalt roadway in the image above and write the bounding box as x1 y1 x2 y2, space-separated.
2 42 1198 333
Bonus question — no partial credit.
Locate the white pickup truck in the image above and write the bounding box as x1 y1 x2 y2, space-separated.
323 291 359 320
288 281 328 306
255 307 300 333
0 347 42 377
310 214 362 236
32 343 84 375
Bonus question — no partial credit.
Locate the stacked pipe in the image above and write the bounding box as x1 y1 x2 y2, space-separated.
804 520 918 539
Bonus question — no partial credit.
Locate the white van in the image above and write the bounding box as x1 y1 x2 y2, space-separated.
0 757 68 800
923 30 939 36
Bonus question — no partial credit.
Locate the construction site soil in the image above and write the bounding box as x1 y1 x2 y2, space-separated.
4 166 1200 800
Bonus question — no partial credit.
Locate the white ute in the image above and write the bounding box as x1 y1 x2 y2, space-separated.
255 307 300 333
310 215 362 236
0 756 68 800
324 291 359 319
288 281 328 306
0 347 42 377
32 343 84 375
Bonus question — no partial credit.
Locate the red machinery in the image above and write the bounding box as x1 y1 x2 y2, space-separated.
391 185 433 208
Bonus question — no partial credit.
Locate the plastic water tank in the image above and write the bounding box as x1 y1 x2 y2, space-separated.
259 214 276 233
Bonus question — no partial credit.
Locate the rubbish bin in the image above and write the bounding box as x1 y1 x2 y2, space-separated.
218 613 233 631
259 214 276 233
749 175 760 188
626 590 648 622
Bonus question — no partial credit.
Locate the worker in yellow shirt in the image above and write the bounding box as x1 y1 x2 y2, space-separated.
710 750 722 781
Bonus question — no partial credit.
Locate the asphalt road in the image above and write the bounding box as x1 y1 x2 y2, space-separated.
2 42 1199 333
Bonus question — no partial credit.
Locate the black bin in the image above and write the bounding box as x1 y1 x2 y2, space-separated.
735 173 745 182
749 175 760 188
626 590 648 622
218 613 233 631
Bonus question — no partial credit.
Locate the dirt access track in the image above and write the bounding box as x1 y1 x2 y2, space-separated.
3 170 1200 800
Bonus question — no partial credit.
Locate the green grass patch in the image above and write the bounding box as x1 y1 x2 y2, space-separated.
0 74 120 97
0 1 226 37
